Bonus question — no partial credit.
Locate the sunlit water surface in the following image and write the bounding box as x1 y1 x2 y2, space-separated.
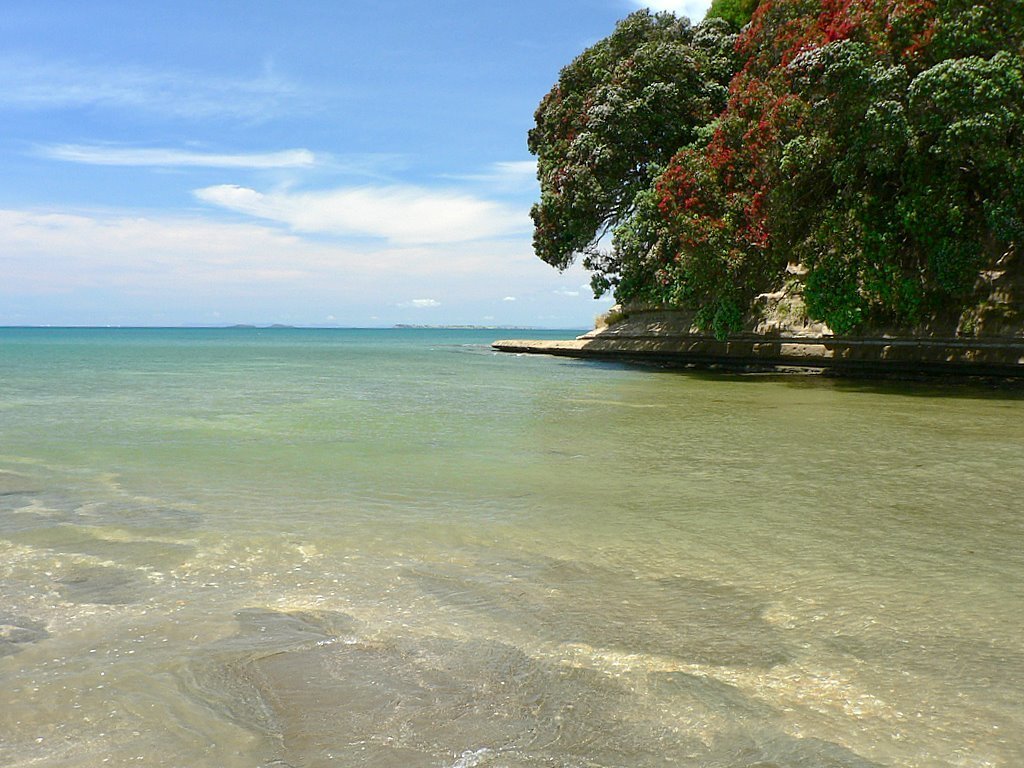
1 328 1022 767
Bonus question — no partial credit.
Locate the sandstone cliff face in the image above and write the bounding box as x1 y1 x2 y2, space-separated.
957 249 1023 338
596 248 1023 342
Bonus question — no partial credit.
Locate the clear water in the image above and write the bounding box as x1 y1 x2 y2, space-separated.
1 327 1022 767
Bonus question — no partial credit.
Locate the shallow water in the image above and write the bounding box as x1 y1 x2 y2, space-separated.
1 327 1022 767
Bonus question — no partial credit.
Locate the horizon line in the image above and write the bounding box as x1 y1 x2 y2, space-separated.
0 323 583 330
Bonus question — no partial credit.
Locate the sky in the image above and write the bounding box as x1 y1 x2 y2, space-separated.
1 0 712 328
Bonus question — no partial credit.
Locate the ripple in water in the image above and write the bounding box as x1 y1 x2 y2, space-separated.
408 556 794 667
176 607 883 768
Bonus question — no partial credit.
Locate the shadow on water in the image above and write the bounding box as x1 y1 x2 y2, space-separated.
589 358 1024 399
820 374 1024 400
53 564 150 605
0 613 50 657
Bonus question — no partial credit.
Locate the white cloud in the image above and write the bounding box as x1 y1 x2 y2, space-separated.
447 160 538 192
401 298 441 308
503 296 517 302
554 288 581 297
630 0 712 20
39 144 317 169
194 183 528 244
492 160 538 179
0 56 307 120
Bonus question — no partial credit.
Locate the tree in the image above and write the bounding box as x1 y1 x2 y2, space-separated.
531 1 1024 337
528 11 739 294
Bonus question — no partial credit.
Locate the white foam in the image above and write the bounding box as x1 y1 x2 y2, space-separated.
449 747 493 768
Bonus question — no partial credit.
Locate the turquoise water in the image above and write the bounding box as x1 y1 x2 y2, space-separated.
1 327 1022 767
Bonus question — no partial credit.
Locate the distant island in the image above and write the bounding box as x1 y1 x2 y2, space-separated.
213 324 556 331
393 324 552 330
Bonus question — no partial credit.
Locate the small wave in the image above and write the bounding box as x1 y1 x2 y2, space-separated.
449 747 493 768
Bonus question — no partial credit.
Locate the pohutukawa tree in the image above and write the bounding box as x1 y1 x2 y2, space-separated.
529 0 1024 337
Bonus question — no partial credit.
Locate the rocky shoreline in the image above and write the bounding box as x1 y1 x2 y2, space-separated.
493 309 1024 378
496 251 1024 379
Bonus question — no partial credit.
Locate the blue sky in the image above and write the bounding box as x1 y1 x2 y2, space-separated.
1 0 711 327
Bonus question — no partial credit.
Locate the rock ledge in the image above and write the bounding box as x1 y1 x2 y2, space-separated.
493 310 1024 378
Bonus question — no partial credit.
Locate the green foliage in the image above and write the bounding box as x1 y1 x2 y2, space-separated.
696 297 744 339
706 0 760 29
601 180 674 303
927 0 1024 62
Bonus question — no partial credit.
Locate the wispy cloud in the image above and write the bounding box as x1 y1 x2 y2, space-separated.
39 143 421 179
444 160 538 193
39 144 317 169
194 183 529 244
0 56 308 120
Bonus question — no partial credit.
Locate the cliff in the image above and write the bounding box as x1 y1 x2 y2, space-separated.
494 254 1024 378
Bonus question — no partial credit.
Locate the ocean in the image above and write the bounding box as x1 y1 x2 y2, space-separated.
1 327 1022 767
